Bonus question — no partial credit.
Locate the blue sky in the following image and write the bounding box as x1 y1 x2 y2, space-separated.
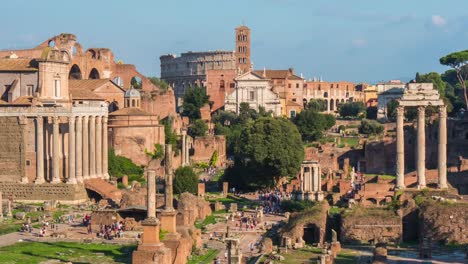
1 0 468 83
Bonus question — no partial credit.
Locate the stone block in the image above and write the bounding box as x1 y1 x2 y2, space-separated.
229 203 237 213
15 212 26 220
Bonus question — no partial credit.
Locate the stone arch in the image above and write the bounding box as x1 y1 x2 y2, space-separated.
108 100 119 113
336 99 339 108
69 64 82 80
341 99 345 104
303 98 308 108
86 49 98 59
48 40 56 47
330 99 334 111
324 92 328 98
89 68 100 79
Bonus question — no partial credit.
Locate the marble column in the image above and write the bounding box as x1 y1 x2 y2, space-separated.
438 106 448 189
313 166 319 192
417 106 426 188
82 116 89 179
19 117 28 184
75 116 83 183
67 116 77 184
35 116 45 184
181 128 187 166
102 116 109 180
300 166 305 192
51 116 61 183
147 170 157 219
396 106 405 189
95 116 102 178
89 116 96 178
164 144 174 211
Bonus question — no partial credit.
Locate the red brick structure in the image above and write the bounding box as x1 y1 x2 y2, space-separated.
235 25 252 74
304 80 364 113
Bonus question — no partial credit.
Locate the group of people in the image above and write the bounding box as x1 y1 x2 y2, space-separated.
20 223 33 233
259 190 285 214
96 221 125 240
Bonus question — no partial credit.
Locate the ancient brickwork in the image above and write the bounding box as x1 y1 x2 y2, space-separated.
0 183 88 203
191 135 226 167
0 117 23 182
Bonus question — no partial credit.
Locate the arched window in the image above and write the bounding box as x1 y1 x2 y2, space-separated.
324 92 328 98
69 64 82 80
89 68 100 79
132 99 135 107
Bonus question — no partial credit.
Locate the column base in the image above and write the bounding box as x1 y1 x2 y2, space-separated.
50 179 62 184
159 210 177 234
417 185 426 190
67 178 77 184
103 173 110 180
34 180 46 185
76 176 84 183
438 184 448 189
20 177 29 184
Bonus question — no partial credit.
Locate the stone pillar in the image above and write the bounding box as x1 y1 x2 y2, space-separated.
51 116 61 184
300 166 305 192
102 116 109 180
396 106 405 189
89 116 96 178
147 170 157 219
164 144 174 211
438 106 448 189
67 116 77 184
313 166 319 192
417 106 426 188
6 199 12 218
74 116 83 183
82 116 89 179
0 191 3 222
181 128 187 166
35 116 45 184
95 116 102 178
19 117 28 184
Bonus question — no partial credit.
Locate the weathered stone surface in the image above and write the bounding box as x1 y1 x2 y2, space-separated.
15 212 26 220
176 192 211 226
0 183 87 204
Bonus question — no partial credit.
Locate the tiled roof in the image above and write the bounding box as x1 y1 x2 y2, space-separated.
109 107 152 116
70 88 103 100
287 75 303 81
253 70 291 79
0 58 37 72
286 100 302 107
68 79 113 91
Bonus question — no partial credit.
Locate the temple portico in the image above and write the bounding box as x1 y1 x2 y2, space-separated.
396 83 447 190
295 160 323 201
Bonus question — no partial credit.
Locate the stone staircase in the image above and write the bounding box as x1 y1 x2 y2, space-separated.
84 178 123 204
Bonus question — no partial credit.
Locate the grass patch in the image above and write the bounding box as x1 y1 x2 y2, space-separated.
0 224 21 235
188 248 219 264
0 241 136 264
340 137 359 147
334 249 358 264
195 215 218 231
364 174 396 180
278 247 321 264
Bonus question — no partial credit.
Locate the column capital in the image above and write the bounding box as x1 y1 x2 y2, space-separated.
396 106 405 116
68 115 75 123
439 105 447 117
417 105 426 112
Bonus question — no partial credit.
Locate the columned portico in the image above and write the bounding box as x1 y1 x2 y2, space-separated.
89 115 96 178
102 116 109 179
51 116 61 184
35 116 45 184
67 116 77 184
75 116 83 183
417 106 426 188
296 160 322 201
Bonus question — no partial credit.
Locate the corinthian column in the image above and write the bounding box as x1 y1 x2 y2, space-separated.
95 116 102 178
164 144 174 211
147 170 157 219
75 116 83 183
102 116 109 180
438 105 448 189
35 116 45 184
82 116 89 179
181 128 187 166
89 116 96 178
417 106 426 188
396 106 405 189
51 116 61 183
67 116 77 184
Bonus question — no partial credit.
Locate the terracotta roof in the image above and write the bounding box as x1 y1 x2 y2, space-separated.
253 69 292 79
70 88 103 100
0 58 37 72
68 79 114 91
109 107 152 116
286 100 302 107
287 75 303 81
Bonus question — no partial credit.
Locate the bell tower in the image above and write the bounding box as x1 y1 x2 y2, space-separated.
235 25 251 74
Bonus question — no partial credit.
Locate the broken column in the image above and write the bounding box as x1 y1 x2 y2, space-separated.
438 105 448 189
132 170 172 264
6 198 12 218
159 144 178 235
226 237 243 264
223 182 229 197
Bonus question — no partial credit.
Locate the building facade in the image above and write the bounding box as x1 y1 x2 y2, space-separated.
376 80 406 120
304 81 364 113
224 72 281 116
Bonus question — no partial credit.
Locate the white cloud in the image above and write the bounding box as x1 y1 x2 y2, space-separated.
352 39 367 48
431 15 447 27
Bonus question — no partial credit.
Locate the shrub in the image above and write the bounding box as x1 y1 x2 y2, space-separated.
188 119 208 137
174 166 198 195
358 119 384 135
108 149 144 178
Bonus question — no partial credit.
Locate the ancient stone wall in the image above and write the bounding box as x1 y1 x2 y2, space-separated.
419 201 468 244
141 90 176 120
0 117 23 182
191 135 226 167
341 207 402 244
0 183 88 204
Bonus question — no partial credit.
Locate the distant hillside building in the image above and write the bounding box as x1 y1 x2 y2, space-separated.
160 25 252 112
303 80 364 113
224 72 281 116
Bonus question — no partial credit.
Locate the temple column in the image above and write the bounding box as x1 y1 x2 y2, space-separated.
300 166 304 191
181 128 187 166
51 116 61 183
35 116 45 184
438 106 448 189
417 106 426 188
19 117 28 183
396 106 405 189
102 116 109 180
75 116 83 183
67 116 76 184
82 116 89 179
164 144 174 211
147 170 157 219
89 116 96 178
95 116 102 178
313 165 319 192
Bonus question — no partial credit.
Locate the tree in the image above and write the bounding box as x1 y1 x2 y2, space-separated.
358 119 384 135
148 77 169 91
293 108 336 141
173 166 198 195
415 72 446 96
440 50 468 107
366 106 378 120
188 119 208 137
386 99 399 121
338 102 366 118
307 99 327 112
130 77 142 89
228 117 304 188
182 86 210 120
160 117 180 155
145 143 164 160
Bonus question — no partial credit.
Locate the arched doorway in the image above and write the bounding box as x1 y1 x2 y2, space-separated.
108 101 119 113
69 64 82 80
330 99 335 111
303 223 321 244
89 68 100 79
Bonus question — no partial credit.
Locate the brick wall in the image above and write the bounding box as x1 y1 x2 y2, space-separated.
0 117 23 182
0 182 88 203
190 136 226 166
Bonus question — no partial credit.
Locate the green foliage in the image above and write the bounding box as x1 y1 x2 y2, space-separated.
174 166 198 195
366 106 378 120
182 86 209 120
160 117 180 156
386 99 399 121
210 150 218 167
188 119 208 137
145 143 164 160
280 200 316 212
416 72 446 97
338 102 366 118
307 99 327 112
358 119 384 135
188 249 219 264
130 77 142 89
293 108 336 142
108 149 144 178
440 50 468 107
147 76 169 91
226 117 304 189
